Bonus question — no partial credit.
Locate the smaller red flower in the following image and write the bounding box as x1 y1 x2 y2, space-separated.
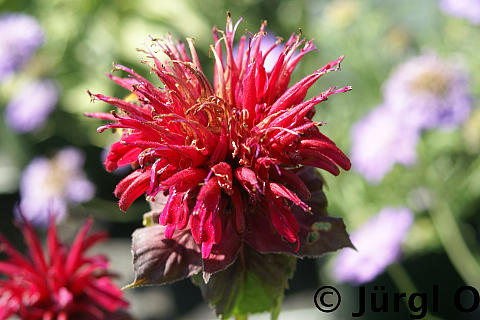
0 217 129 320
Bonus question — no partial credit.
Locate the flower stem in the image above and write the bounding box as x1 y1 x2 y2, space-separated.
387 263 443 320
235 315 248 320
417 138 480 288
428 200 480 289
387 263 416 296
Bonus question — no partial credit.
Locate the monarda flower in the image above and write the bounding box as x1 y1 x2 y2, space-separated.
88 14 352 318
0 218 129 319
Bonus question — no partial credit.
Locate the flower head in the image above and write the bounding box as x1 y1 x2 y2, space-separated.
19 147 95 226
383 53 472 129
5 79 58 133
333 207 414 284
0 217 129 319
0 13 43 83
88 16 351 271
350 105 420 183
439 0 480 24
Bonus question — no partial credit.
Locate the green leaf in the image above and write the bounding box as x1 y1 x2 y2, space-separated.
193 246 297 319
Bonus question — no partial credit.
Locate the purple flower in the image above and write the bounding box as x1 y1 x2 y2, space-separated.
333 207 414 285
350 105 420 183
439 0 480 24
383 53 472 129
257 32 285 72
4 79 58 133
233 31 286 72
0 13 44 83
18 147 95 226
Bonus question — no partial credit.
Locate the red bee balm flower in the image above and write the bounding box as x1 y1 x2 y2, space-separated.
87 15 351 278
0 218 129 320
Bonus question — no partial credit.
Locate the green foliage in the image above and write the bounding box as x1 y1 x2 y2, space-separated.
192 246 296 319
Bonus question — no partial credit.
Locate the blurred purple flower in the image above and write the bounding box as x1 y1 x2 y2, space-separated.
0 13 44 83
333 207 414 285
4 79 58 133
439 0 480 24
18 147 95 226
350 105 420 183
233 31 285 72
383 53 472 129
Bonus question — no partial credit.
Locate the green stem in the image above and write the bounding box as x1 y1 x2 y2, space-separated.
428 200 480 289
387 263 444 320
234 315 247 320
417 138 480 288
387 263 417 296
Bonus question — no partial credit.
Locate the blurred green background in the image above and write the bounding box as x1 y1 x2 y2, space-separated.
1 0 479 319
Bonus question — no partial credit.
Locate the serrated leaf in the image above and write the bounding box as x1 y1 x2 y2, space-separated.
127 225 202 288
193 245 296 319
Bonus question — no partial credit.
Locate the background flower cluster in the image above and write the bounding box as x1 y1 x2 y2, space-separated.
1 0 480 319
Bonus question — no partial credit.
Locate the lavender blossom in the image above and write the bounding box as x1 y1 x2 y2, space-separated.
4 79 58 133
258 32 285 72
383 53 472 129
350 105 420 183
333 207 414 285
233 32 285 72
18 147 95 226
0 13 44 83
439 0 480 24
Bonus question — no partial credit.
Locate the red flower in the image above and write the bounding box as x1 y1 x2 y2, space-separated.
0 218 129 320
87 15 351 273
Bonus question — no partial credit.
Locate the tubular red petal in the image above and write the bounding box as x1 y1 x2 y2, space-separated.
300 149 341 176
211 162 233 195
21 220 48 273
269 182 310 211
275 168 311 200
300 139 351 170
160 168 207 192
114 170 143 198
267 193 299 246
89 93 151 120
234 167 260 193
117 170 151 211
231 186 245 233
65 218 93 275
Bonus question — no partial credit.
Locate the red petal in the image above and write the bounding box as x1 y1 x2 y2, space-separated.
231 186 245 233
275 168 311 200
211 162 233 195
160 168 207 192
234 167 260 193
267 193 299 247
300 149 341 176
269 182 310 212
300 139 351 170
117 170 151 211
